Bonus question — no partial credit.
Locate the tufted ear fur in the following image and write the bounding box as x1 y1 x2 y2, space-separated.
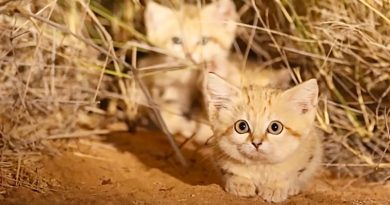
206 72 240 117
281 79 319 115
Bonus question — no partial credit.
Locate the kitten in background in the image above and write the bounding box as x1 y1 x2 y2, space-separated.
144 0 237 64
205 72 322 202
139 0 238 139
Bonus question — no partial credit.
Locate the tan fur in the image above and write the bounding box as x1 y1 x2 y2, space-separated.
206 72 322 202
140 1 292 143
139 0 238 139
144 0 237 62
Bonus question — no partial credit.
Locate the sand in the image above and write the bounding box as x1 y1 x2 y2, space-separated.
2 131 390 205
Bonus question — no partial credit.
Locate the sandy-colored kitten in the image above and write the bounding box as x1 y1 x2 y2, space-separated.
140 0 238 138
144 0 237 63
205 72 322 202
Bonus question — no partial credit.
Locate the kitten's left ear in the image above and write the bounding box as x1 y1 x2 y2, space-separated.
202 0 237 31
281 79 319 115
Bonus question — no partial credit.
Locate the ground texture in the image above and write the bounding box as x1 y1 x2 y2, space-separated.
3 131 390 205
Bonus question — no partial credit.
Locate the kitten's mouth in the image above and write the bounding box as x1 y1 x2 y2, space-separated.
237 147 267 161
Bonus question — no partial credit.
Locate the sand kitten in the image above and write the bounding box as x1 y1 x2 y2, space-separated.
144 0 237 64
140 0 238 138
205 72 322 202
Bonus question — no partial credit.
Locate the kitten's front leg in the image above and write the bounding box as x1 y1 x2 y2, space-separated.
223 172 257 197
157 86 195 137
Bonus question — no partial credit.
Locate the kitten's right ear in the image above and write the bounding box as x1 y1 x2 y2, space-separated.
281 79 319 115
206 72 240 111
145 2 174 32
202 0 237 32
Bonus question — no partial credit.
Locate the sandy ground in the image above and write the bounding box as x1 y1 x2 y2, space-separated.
2 130 390 205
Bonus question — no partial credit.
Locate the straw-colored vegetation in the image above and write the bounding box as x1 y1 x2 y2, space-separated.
0 0 389 194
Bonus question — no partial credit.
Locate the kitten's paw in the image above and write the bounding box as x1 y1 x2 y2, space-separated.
259 187 288 203
224 175 257 197
287 185 301 196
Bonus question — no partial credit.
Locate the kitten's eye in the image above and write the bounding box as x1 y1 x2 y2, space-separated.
267 120 284 135
171 36 182 44
199 36 209 45
234 120 250 134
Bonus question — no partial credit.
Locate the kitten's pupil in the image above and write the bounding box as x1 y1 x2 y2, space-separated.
239 122 247 131
172 36 182 44
271 123 279 132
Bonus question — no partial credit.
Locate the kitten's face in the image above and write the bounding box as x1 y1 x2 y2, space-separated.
206 73 318 164
145 0 237 63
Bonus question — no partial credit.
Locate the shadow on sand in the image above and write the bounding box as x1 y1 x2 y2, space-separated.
101 130 222 186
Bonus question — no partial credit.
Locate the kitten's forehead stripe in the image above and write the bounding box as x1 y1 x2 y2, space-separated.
239 85 282 137
242 85 280 113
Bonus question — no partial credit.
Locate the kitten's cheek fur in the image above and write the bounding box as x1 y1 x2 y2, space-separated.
268 139 300 163
218 139 245 162
169 46 185 59
230 132 248 144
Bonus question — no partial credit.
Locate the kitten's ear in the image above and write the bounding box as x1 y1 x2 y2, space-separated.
202 0 237 31
281 79 318 115
145 2 174 32
206 72 240 111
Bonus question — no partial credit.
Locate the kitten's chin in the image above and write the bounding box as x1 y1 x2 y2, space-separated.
237 145 292 164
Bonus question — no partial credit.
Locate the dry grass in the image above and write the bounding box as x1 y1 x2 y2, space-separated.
0 0 132 192
0 0 389 194
240 0 390 181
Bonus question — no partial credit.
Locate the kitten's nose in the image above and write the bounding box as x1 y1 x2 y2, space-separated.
184 52 197 63
251 141 263 149
184 52 192 60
